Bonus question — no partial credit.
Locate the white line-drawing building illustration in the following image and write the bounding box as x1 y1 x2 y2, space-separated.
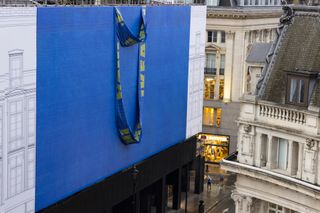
186 6 206 138
0 7 36 213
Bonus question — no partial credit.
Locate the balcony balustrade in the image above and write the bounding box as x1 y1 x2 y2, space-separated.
258 103 306 125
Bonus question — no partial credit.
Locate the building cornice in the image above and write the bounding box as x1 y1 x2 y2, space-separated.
221 159 320 199
236 118 320 141
0 7 36 17
207 7 283 19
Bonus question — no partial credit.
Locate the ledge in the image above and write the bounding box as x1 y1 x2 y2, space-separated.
207 7 282 19
221 159 320 199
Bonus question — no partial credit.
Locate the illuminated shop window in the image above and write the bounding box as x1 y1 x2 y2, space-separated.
198 134 229 163
219 79 224 100
220 54 225 75
203 107 214 126
205 53 216 75
203 107 221 127
216 108 222 127
204 77 215 100
204 52 225 101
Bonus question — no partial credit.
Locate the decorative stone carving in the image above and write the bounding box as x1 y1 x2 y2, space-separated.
245 196 253 212
280 1 294 25
231 191 244 211
303 150 316 173
243 124 251 133
231 191 254 212
226 31 235 40
306 138 316 150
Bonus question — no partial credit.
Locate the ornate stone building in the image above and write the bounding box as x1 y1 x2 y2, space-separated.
222 5 320 213
202 6 282 160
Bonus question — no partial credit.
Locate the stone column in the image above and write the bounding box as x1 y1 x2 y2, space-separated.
232 30 246 101
266 135 273 169
217 31 221 44
243 196 254 213
223 31 235 102
255 133 262 167
214 52 221 100
231 191 254 213
287 140 293 174
231 191 243 213
297 142 304 179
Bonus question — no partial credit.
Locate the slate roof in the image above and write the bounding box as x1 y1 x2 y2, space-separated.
246 43 272 64
256 6 320 109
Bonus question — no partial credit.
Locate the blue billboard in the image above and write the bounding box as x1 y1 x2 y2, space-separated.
36 6 191 211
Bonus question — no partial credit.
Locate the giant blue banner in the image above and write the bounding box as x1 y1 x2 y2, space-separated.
36 6 190 210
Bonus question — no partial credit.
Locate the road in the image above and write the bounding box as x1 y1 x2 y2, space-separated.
207 193 235 213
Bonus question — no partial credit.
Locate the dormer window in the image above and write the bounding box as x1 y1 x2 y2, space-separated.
285 70 317 107
288 76 308 105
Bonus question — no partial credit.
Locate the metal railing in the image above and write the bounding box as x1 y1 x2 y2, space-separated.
1 0 205 5
204 67 216 75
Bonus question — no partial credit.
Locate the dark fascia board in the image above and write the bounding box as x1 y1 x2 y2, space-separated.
39 135 198 213
283 69 319 78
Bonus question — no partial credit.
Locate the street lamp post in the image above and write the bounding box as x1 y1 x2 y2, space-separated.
198 200 204 213
131 165 139 213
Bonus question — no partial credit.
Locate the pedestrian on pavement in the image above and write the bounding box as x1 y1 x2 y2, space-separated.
207 175 212 191
198 200 205 213
219 175 224 193
219 175 224 184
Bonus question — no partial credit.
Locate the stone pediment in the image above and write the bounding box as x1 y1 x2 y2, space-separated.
205 43 222 52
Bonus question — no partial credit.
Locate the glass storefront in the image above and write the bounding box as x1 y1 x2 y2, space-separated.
198 134 229 163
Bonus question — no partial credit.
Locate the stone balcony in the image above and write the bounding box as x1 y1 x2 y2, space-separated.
234 95 320 186
221 159 320 213
239 95 320 136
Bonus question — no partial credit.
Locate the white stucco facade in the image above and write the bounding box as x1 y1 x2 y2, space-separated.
222 97 320 212
222 41 320 213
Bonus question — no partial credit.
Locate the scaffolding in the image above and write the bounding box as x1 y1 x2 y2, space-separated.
0 0 205 6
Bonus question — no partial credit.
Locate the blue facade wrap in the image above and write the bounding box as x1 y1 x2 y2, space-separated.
36 6 191 211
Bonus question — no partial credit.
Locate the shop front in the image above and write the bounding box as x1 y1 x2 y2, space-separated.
198 134 229 163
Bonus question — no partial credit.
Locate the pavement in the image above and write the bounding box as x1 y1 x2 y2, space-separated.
166 164 236 213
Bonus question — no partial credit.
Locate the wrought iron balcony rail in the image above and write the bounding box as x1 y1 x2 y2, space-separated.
204 67 216 75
